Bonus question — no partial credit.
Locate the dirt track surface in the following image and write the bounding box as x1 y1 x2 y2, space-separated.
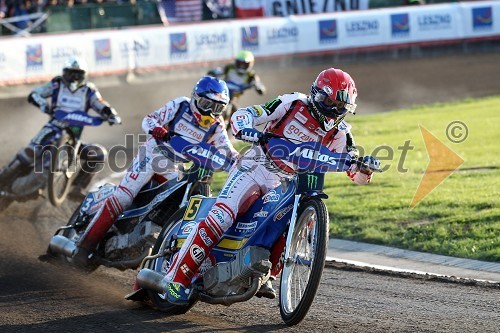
1 52 500 332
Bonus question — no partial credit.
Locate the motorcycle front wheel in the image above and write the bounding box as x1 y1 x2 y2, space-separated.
48 135 77 207
279 198 329 326
58 202 99 272
146 206 198 314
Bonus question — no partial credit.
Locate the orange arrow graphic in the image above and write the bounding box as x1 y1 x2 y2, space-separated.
410 125 464 209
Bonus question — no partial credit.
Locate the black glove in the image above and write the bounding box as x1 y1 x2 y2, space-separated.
101 106 117 118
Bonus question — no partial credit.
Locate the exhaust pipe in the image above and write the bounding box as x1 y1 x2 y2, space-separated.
136 268 168 294
96 247 151 271
49 235 77 257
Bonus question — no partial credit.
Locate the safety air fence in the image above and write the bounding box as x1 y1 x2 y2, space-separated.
0 1 499 86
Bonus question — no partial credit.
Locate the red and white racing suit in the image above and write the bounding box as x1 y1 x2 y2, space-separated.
78 97 237 251
166 93 373 287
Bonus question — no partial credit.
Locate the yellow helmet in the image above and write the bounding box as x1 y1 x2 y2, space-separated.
235 50 254 74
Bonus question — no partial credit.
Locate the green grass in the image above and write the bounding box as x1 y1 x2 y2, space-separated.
211 96 500 262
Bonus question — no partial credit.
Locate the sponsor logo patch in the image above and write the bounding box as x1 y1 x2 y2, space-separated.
190 245 205 264
274 204 294 221
262 190 280 204
236 221 258 231
253 210 268 218
209 209 225 225
219 167 249 198
180 263 193 279
284 120 319 143
92 186 115 202
199 228 213 246
182 222 196 235
174 119 204 141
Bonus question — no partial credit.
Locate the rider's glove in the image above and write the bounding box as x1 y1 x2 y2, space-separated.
254 82 266 95
101 106 117 118
152 126 168 140
108 114 122 126
236 128 262 143
359 155 381 174
40 105 52 115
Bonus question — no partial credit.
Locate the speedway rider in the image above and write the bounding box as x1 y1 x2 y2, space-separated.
72 76 239 264
0 56 121 198
208 50 266 126
162 68 381 304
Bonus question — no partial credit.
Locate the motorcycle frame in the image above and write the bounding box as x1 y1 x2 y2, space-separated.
144 170 328 284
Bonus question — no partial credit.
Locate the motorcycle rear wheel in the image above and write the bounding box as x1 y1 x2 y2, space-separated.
48 135 77 207
279 198 329 326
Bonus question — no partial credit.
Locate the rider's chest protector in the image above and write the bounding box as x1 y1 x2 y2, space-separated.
168 102 218 142
55 85 88 112
265 100 337 145
264 100 338 174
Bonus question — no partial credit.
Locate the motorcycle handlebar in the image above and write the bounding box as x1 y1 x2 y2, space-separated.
260 132 383 173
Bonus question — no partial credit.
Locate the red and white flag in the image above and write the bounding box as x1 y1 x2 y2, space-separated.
235 0 264 18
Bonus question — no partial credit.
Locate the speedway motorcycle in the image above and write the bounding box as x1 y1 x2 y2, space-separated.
44 135 233 271
0 109 120 211
126 134 382 326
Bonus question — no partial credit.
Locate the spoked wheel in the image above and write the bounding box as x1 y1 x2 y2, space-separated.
146 206 197 314
48 135 77 207
279 198 329 326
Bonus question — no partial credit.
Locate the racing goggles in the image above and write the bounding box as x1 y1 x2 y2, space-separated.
63 69 85 83
235 60 251 71
314 89 357 116
195 96 227 117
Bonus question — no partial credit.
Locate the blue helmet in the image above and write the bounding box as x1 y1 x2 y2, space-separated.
191 76 230 127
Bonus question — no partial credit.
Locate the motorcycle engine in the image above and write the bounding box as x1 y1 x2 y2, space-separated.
104 220 161 260
203 246 271 297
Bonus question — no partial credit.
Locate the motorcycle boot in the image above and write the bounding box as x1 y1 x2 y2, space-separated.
163 213 226 306
73 196 123 263
255 279 276 299
165 282 193 305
